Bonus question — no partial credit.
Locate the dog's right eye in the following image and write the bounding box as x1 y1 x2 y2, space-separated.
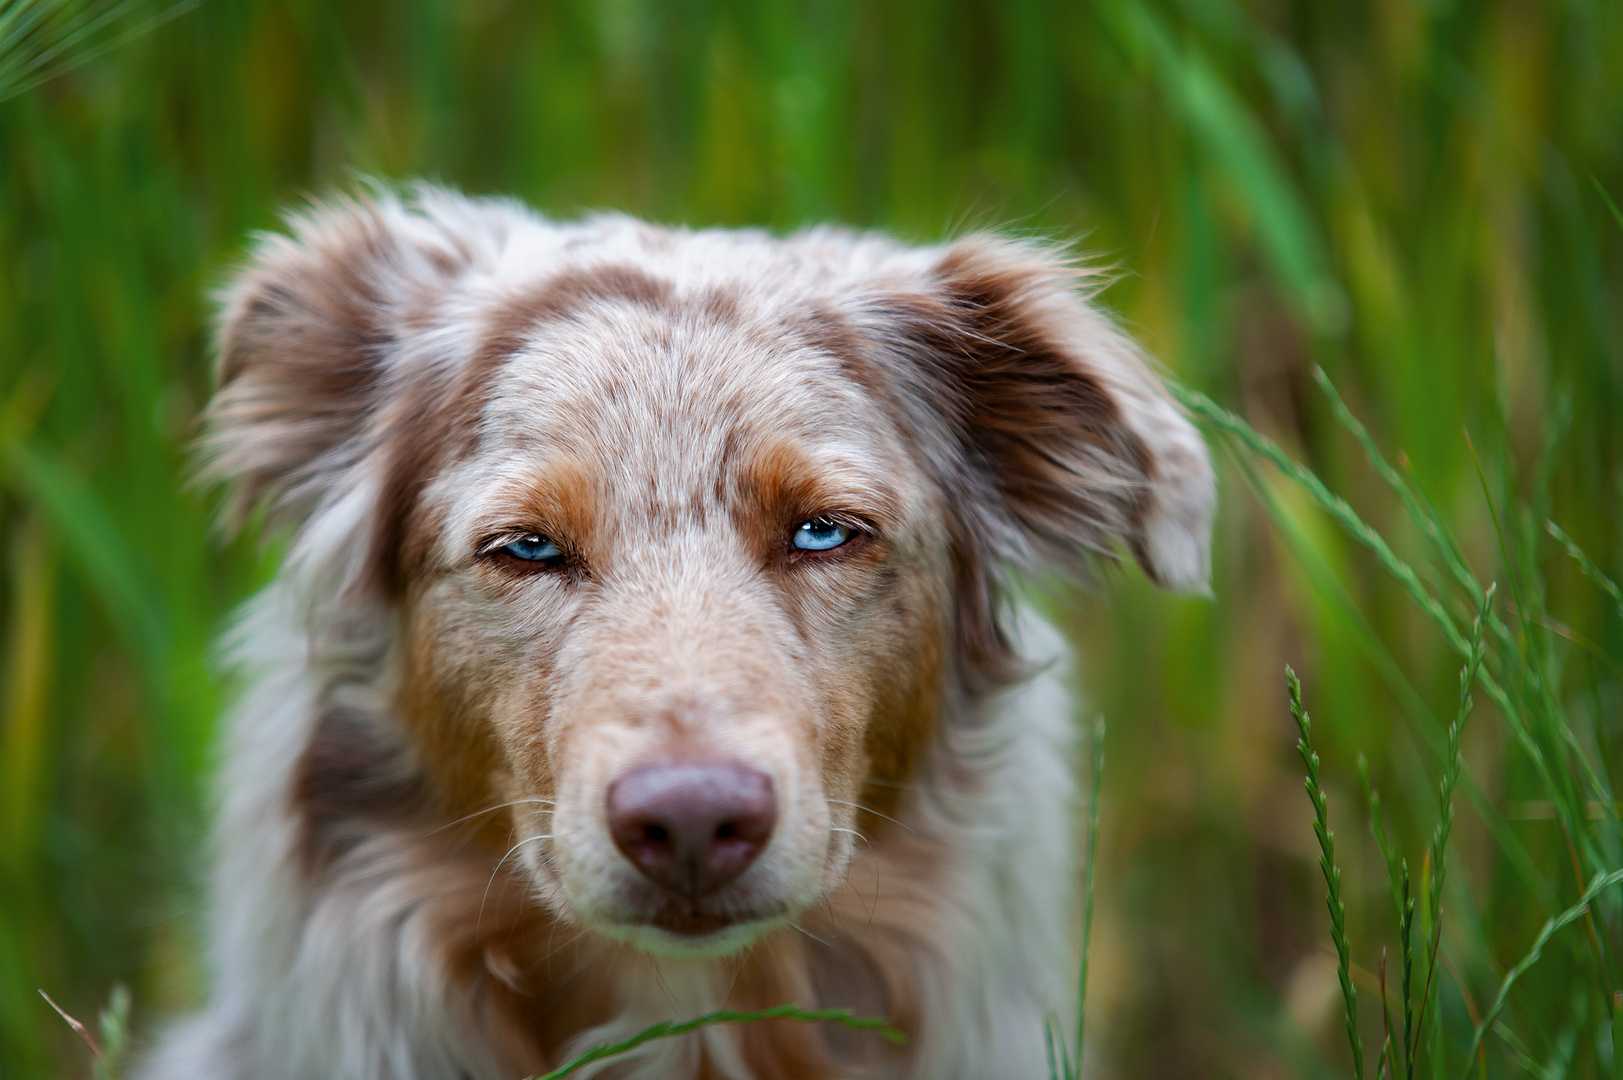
493 535 563 565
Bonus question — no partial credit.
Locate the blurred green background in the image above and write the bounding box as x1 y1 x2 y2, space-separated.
3 0 1623 1076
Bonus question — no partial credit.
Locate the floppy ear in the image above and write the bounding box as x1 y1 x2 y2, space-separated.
205 190 474 527
201 188 516 595
868 234 1215 615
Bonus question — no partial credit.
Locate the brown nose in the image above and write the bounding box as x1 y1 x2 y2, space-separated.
606 762 776 899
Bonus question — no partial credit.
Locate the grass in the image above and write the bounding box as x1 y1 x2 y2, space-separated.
39 984 129 1080
1178 358 1623 1075
1289 664 1362 1078
5 0 1623 1076
527 1007 906 1080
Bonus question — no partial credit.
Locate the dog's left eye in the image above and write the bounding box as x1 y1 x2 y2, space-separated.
792 518 854 552
498 535 563 563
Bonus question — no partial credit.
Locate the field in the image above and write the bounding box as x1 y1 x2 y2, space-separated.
3 0 1622 1076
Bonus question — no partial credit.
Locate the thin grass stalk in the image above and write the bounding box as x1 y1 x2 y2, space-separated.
1466 442 1617 893
40 985 128 1080
39 990 111 1076
1490 1021 1555 1080
1074 714 1105 1073
1394 455 1584 804
1596 176 1623 232
527 1006 906 1080
1044 714 1105 1080
1325 363 1596 834
0 0 200 103
1548 520 1623 619
1611 990 1622 1080
1377 950 1394 1080
1257 454 1545 907
1044 1016 1065 1080
1408 587 1490 1067
1464 868 1623 1068
1174 383 1577 846
1172 383 1544 767
1308 370 1577 810
1173 383 1464 653
1309 366 1480 609
1357 758 1415 1080
1358 756 1402 913
1399 866 1414 1080
1289 666 1362 1079
1466 436 1593 805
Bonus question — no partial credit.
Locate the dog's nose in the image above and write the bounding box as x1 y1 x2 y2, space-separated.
606 762 776 899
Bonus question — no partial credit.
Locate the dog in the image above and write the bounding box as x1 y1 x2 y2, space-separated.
138 185 1214 1080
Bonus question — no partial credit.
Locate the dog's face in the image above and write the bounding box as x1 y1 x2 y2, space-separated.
205 190 1213 957
408 278 948 954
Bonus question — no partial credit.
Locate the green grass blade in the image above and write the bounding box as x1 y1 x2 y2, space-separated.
1289 666 1363 1079
1595 176 1623 233
1043 713 1105 1080
0 0 200 103
1108 2 1340 331
1073 714 1105 1078
528 1006 905 1080
1411 587 1491 1064
1171 382 1464 655
1309 366 1480 608
1358 756 1401 911
1547 520 1623 619
1174 381 1561 811
1044 1013 1068 1080
1247 450 1550 906
1611 990 1622 1080
1359 759 1415 1080
1465 868 1623 1069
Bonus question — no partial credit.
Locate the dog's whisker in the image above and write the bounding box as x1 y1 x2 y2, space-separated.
431 798 557 835
826 798 916 835
478 834 552 935
788 921 834 949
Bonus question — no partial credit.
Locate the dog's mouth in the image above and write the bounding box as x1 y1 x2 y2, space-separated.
635 899 790 938
587 898 792 958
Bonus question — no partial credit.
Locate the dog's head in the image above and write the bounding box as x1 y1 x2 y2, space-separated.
205 188 1213 957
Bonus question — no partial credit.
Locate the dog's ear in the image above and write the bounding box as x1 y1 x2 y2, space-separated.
203 190 475 529
868 234 1215 590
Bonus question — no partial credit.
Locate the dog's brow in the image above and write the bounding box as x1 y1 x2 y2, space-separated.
741 440 902 526
465 457 601 542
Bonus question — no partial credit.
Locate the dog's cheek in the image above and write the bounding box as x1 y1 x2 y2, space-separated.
812 547 952 828
397 575 570 824
396 600 507 823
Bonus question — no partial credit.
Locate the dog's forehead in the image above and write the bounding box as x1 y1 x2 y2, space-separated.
475 265 896 482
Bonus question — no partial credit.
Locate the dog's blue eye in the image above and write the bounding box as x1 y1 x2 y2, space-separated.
500 535 562 562
792 518 854 552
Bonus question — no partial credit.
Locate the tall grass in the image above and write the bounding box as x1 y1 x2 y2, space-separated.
3 0 1623 1075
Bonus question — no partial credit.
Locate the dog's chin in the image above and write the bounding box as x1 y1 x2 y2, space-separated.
590 910 790 959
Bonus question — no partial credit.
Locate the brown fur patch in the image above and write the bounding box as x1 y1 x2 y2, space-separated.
393 599 516 827
484 457 609 566
516 264 674 323
205 201 407 530
289 704 432 877
858 606 944 821
737 440 904 543
848 240 1160 689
